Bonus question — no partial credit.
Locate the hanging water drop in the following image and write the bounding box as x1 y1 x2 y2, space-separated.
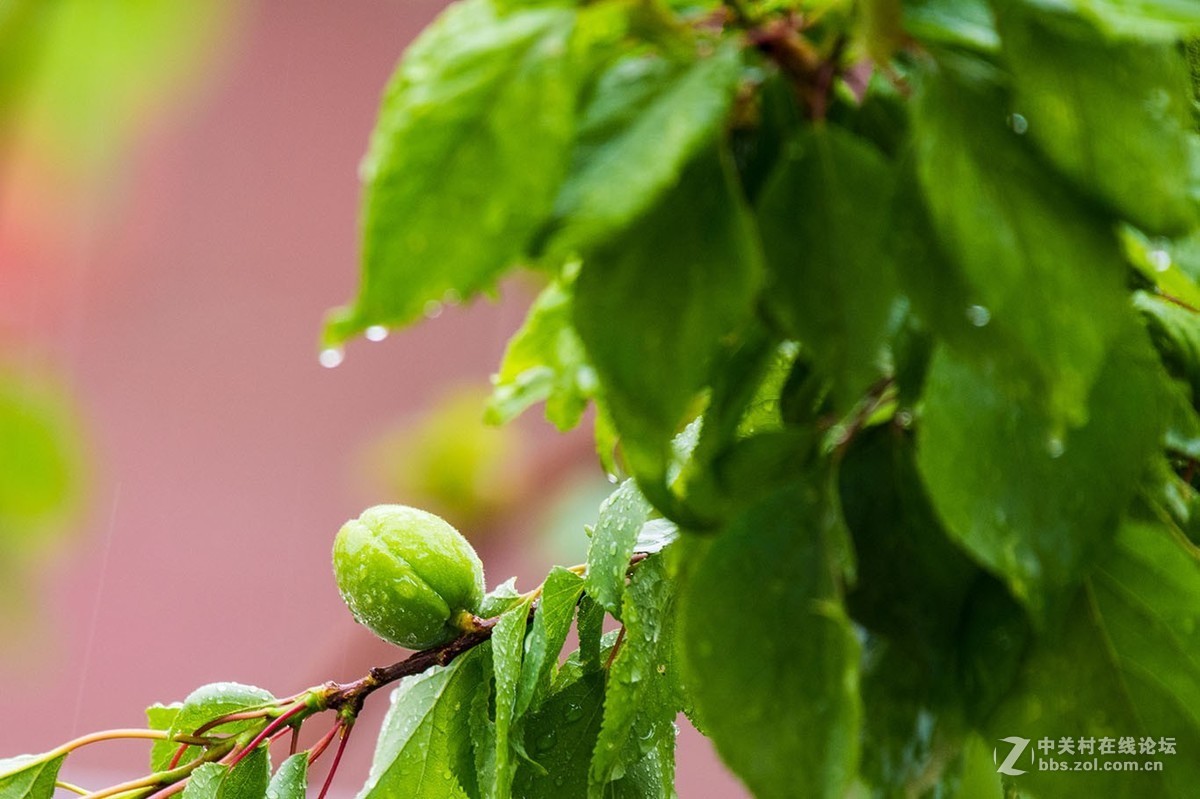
1149 244 1171 273
1007 113 1029 134
966 305 991 327
365 325 389 342
319 348 344 368
1046 436 1065 459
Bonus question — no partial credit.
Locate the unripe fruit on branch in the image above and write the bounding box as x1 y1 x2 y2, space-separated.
332 504 485 650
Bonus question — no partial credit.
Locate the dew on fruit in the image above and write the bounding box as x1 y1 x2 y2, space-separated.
319 348 344 368
365 325 389 342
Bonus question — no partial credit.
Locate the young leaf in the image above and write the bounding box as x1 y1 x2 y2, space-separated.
158 683 275 771
585 479 652 617
589 552 681 795
572 147 762 484
998 4 1199 235
324 0 578 344
266 754 307 799
515 567 585 716
491 597 534 799
911 62 1132 424
0 753 65 799
986 520 1200 797
486 273 594 431
147 702 182 773
680 486 861 799
480 576 523 619
757 126 900 409
543 41 743 256
182 763 228 799
358 651 484 799
916 329 1169 625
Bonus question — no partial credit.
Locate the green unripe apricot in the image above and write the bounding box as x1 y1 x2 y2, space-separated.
332 504 485 650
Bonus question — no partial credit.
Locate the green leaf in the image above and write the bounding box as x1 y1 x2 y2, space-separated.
182 764 228 799
515 567 585 716
486 272 594 431
839 427 980 654
543 41 743 256
158 683 275 771
987 520 1200 797
572 146 762 482
491 598 534 799
325 0 579 344
480 577 524 619
902 0 1000 51
359 651 484 798
577 593 606 674
585 480 652 617
147 702 182 772
998 3 1199 235
916 329 1170 625
589 552 681 795
1029 0 1200 40
266 754 308 799
513 671 606 797
1136 291 1200 400
181 748 270 799
911 62 1132 423
680 486 861 799
0 752 64 799
757 126 900 408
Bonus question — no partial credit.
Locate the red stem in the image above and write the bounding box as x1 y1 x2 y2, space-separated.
316 725 352 799
224 702 308 769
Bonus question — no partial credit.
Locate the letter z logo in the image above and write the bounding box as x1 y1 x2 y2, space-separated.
994 736 1031 776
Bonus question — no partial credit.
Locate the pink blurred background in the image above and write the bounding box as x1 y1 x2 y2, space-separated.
0 1 745 794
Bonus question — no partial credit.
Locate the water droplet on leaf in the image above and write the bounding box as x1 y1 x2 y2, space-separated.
965 305 991 327
1007 113 1029 134
365 325 389 342
319 348 344 368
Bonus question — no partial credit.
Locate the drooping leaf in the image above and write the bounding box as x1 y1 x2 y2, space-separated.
680 486 861 799
359 651 484 799
486 273 594 431
515 567 585 716
572 146 762 483
998 3 1199 235
757 126 900 409
490 597 533 799
266 754 308 799
916 328 1170 625
542 41 743 256
585 480 652 617
325 0 579 343
513 671 606 797
0 752 64 799
158 683 275 771
987 520 1200 797
589 552 681 795
911 61 1132 423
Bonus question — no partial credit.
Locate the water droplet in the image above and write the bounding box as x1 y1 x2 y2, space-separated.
442 769 453 780
535 730 557 752
365 325 389 342
895 409 914 429
966 305 991 327
1007 113 1029 134
443 289 461 305
565 703 584 722
606 472 618 484
319 348 344 368
1046 436 1065 459
1149 243 1171 272
424 300 443 318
